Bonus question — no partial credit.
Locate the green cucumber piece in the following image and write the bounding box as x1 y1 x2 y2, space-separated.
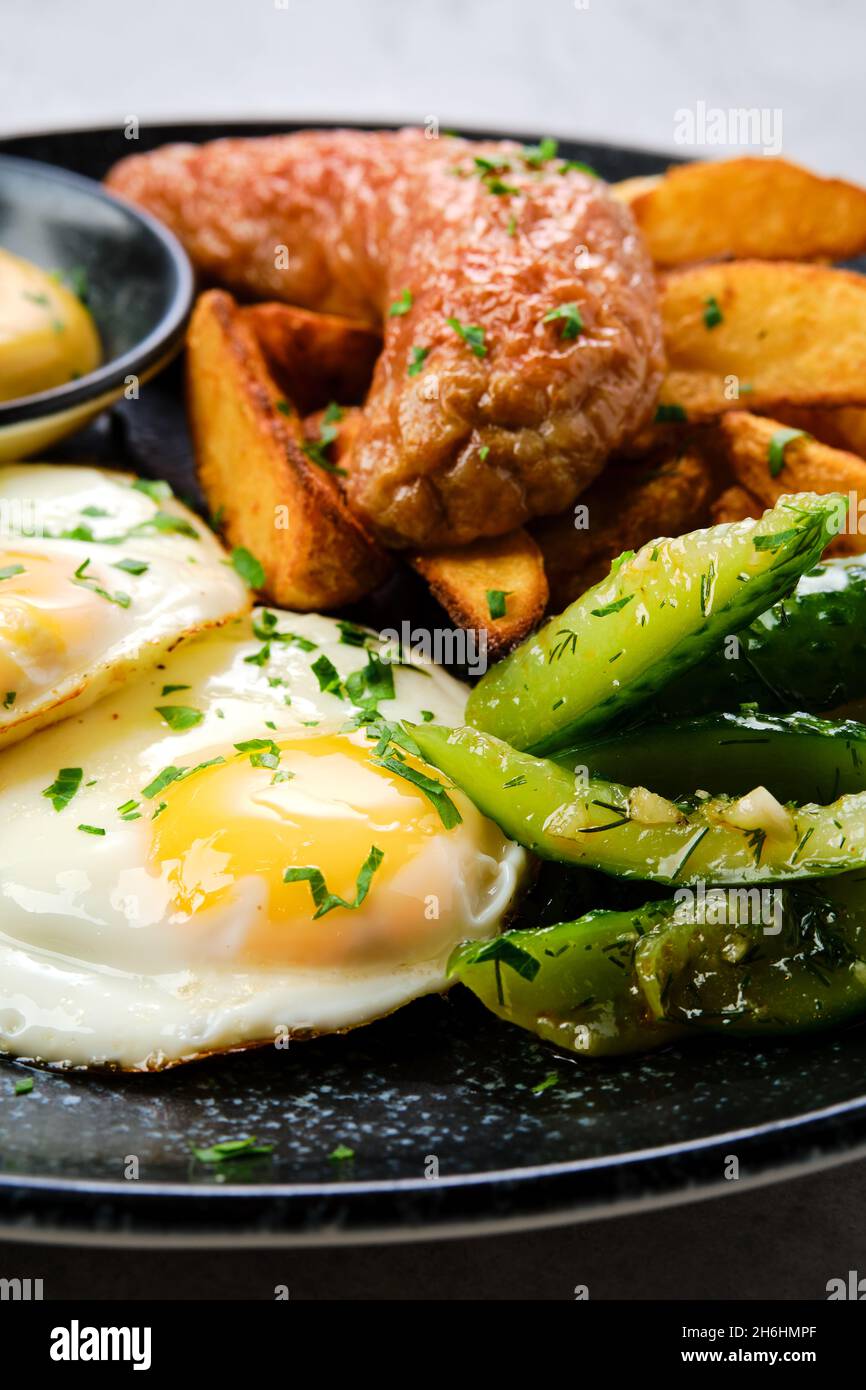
451 874 866 1056
449 904 685 1057
552 711 866 804
636 875 866 1036
466 492 845 754
409 721 866 885
658 556 866 717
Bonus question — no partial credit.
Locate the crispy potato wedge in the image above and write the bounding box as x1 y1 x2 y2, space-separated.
659 262 866 419
242 302 381 414
409 530 548 659
718 410 866 556
629 157 866 267
612 173 661 206
187 290 391 610
761 405 866 460
533 451 715 609
711 484 762 526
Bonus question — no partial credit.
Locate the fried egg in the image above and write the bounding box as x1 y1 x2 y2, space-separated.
0 464 249 748
0 609 526 1068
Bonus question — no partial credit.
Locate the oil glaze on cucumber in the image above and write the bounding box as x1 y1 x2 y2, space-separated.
466 493 845 754
409 722 866 885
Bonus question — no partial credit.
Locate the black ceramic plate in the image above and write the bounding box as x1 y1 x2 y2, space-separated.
2 122 866 1249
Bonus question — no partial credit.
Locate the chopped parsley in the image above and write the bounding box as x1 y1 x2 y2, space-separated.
192 1137 274 1164
329 1144 356 1162
486 589 510 620
754 527 800 553
71 558 131 608
768 427 808 478
302 406 347 476
522 137 558 168
389 288 414 317
531 1072 559 1095
703 295 724 329
336 620 373 648
543 302 584 340
284 844 384 920
0 564 25 581
311 653 345 698
113 557 149 576
231 546 265 589
469 936 540 982
14 1076 34 1096
591 594 634 618
275 399 293 416
345 651 395 714
479 445 490 461
42 766 83 812
407 345 430 376
3 692 15 709
77 824 105 836
161 683 191 696
132 478 172 503
559 159 598 177
371 753 462 829
141 757 225 800
654 403 687 423
446 316 487 357
156 704 204 731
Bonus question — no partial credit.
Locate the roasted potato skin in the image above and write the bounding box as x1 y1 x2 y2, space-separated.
534 451 715 609
659 261 866 419
187 290 391 611
242 302 381 414
409 530 548 660
718 411 866 556
628 157 866 267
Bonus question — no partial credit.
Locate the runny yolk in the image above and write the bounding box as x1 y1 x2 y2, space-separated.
0 549 118 701
149 730 475 969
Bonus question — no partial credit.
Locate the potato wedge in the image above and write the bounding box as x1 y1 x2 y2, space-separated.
409 530 548 659
761 405 866 460
629 157 866 267
710 484 762 526
242 302 381 414
187 290 391 610
612 173 661 207
659 262 866 419
533 451 715 609
718 410 866 555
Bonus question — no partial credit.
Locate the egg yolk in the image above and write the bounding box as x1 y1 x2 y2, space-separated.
0 549 119 703
150 730 488 969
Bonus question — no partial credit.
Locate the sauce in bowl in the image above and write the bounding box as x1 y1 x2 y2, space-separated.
0 249 101 402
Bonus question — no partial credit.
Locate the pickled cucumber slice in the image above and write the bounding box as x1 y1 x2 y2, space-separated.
658 556 866 717
552 711 866 804
449 904 685 1057
409 722 866 884
450 875 866 1056
466 492 845 754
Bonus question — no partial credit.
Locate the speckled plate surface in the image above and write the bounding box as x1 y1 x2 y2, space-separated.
2 123 866 1248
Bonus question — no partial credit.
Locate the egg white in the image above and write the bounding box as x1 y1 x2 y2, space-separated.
0 464 249 748
0 609 526 1069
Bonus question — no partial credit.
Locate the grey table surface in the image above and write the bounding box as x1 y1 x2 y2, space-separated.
1 0 865 1299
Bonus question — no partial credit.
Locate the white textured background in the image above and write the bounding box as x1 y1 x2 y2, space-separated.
1 0 864 177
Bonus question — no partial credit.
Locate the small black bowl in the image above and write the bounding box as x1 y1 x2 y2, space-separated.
0 153 193 457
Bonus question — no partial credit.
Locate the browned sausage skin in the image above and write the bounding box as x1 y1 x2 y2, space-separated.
107 129 663 548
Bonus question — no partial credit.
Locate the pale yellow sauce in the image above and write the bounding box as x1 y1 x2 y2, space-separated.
0 249 101 402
